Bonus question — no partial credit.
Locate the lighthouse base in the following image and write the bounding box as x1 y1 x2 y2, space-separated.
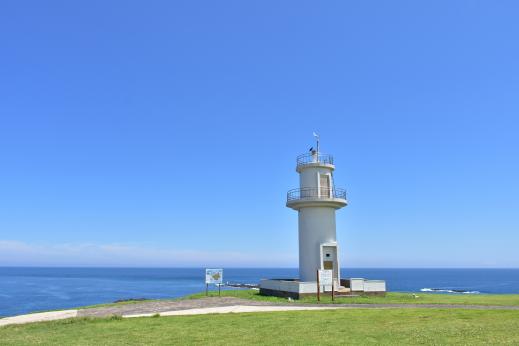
259 278 387 299
259 279 333 299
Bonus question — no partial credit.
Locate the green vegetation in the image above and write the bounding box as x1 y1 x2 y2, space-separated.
187 289 519 306
75 299 159 310
68 290 519 311
6 289 517 318
2 308 519 345
2 290 519 345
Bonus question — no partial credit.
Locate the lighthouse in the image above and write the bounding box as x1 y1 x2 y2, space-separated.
286 135 347 283
259 135 386 298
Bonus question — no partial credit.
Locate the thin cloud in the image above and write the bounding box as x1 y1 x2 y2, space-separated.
0 240 297 267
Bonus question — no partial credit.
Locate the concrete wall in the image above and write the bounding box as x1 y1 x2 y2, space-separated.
364 280 386 292
350 278 365 292
259 279 317 294
349 278 387 293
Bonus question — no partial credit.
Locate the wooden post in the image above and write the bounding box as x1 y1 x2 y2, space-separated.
316 269 320 302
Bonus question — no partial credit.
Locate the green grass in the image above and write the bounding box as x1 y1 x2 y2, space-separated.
187 289 519 306
1 308 519 345
75 298 160 310
4 290 516 319
2 290 519 345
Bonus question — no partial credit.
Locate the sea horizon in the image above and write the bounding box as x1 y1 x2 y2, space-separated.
2 266 518 269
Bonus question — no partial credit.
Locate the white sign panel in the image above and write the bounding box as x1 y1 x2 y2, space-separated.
205 268 223 284
318 270 333 286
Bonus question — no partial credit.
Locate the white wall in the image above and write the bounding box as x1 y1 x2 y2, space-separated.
350 278 365 292
364 280 386 292
350 279 386 292
297 165 339 282
299 166 334 190
298 207 337 281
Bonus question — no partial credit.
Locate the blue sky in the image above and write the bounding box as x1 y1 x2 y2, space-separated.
1 1 518 267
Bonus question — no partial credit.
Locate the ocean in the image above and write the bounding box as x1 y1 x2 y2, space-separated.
1 267 518 317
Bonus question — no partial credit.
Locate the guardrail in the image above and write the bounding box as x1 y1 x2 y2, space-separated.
296 153 334 168
287 187 347 202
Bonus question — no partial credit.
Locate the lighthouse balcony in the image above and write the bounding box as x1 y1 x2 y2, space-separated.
296 153 335 172
286 187 347 210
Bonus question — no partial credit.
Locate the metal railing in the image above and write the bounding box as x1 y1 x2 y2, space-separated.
296 153 334 168
287 187 347 202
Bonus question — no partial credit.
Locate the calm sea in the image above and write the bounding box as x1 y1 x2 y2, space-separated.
1 267 518 317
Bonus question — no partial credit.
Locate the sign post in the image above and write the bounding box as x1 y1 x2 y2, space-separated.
316 269 320 302
332 277 335 302
318 269 333 301
205 269 223 296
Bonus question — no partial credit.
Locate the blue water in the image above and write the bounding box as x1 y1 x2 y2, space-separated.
1 267 518 317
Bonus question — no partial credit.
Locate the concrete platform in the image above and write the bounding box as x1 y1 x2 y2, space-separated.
259 278 386 299
259 279 333 299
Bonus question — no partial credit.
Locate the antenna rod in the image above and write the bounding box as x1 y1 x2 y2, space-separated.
313 132 320 162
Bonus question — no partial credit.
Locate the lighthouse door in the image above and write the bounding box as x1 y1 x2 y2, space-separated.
321 245 339 289
323 260 333 270
320 174 331 198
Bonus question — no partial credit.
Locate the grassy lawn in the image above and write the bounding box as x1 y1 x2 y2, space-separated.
3 290 517 318
52 289 519 312
1 308 519 345
75 299 157 310
186 289 519 306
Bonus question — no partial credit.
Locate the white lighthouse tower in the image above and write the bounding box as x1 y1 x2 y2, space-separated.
286 135 347 283
260 135 386 298
259 135 350 298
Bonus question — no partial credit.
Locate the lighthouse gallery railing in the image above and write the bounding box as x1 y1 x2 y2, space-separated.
296 153 334 168
287 187 347 202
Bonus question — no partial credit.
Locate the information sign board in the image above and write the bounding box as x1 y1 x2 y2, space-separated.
205 268 223 285
318 269 333 286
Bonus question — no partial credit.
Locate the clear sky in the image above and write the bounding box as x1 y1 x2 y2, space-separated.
1 1 518 268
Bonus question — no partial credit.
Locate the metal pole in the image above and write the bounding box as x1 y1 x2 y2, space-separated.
218 284 221 297
316 137 320 162
206 283 208 296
